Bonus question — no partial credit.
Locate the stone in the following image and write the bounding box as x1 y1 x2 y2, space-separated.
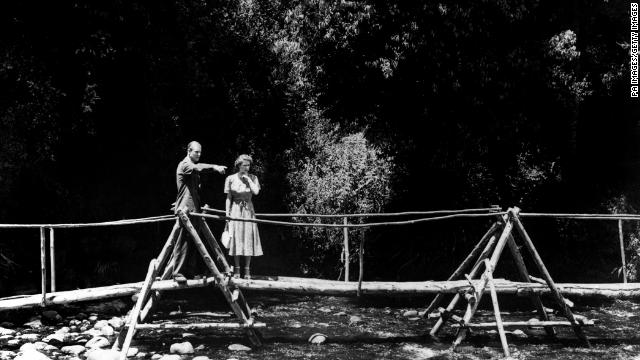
108 317 124 330
69 320 81 326
127 348 138 357
150 354 162 360
43 345 58 352
0 327 15 336
159 355 181 360
93 321 109 330
194 345 205 351
7 339 20 347
15 349 51 360
19 334 39 342
511 329 527 338
61 345 86 355
57 327 70 334
83 329 104 338
402 310 418 317
100 326 114 336
333 311 347 316
33 342 48 351
86 349 120 360
192 357 211 360
308 333 327 345
0 335 13 340
0 351 16 360
86 337 110 349
348 315 363 325
23 320 42 329
169 342 194 354
181 333 196 338
41 311 62 323
135 352 146 358
88 316 98 322
227 344 251 351
19 343 37 352
43 333 65 344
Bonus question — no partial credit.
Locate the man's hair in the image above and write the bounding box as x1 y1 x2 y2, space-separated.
187 141 201 152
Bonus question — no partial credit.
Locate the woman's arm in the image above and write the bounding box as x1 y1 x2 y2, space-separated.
225 193 232 219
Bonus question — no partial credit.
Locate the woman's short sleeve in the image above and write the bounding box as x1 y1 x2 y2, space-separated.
224 176 231 194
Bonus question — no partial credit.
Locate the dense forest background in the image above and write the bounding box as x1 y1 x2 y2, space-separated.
0 0 638 296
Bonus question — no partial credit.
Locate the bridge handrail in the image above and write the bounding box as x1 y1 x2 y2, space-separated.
0 215 177 229
192 211 507 228
520 213 640 220
202 206 501 218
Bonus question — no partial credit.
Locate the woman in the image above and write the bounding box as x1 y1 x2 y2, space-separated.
224 154 262 279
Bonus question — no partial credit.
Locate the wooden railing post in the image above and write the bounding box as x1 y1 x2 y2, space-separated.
343 217 349 282
618 219 627 283
39 227 47 306
49 228 56 292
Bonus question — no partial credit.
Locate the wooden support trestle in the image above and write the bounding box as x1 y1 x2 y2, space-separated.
428 208 593 358
113 212 263 360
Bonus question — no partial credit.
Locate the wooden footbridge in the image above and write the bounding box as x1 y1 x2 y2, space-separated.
1 206 639 358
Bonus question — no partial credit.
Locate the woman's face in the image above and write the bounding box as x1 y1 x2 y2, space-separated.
239 161 251 174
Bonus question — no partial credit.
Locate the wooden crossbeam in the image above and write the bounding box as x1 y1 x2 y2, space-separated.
133 322 267 330
451 319 595 328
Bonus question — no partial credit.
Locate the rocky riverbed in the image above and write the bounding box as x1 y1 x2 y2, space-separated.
1 289 639 359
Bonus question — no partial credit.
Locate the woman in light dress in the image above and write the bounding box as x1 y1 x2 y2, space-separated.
224 154 262 279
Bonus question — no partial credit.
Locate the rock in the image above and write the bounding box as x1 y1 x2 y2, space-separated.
287 321 301 328
7 339 20 347
317 323 329 327
88 316 98 322
41 311 62 323
159 355 181 360
57 327 70 334
19 334 39 342
15 349 51 360
108 317 124 330
192 357 211 360
69 320 81 326
86 349 120 360
86 337 110 349
308 333 327 345
317 307 332 313
33 342 48 350
94 320 109 330
181 333 196 338
0 335 13 340
135 352 146 358
624 345 634 351
169 342 194 354
150 354 162 360
0 327 15 336
61 345 86 355
43 333 65 344
0 351 16 360
23 320 42 329
407 317 421 321
333 311 347 316
43 345 58 352
348 315 362 325
402 310 418 317
227 344 251 351
511 329 527 338
80 325 90 332
100 326 114 336
19 343 37 352
83 329 104 338
127 348 138 357
76 338 88 344
194 345 205 351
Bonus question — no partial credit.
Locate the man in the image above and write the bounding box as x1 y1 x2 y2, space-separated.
175 141 227 214
164 141 227 282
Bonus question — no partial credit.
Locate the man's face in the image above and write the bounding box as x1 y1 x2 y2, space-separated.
188 144 202 163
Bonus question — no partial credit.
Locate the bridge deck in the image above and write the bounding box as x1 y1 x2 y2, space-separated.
2 276 639 311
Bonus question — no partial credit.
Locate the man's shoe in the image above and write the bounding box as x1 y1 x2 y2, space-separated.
174 273 187 284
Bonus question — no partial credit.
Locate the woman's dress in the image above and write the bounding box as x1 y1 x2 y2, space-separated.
224 174 263 256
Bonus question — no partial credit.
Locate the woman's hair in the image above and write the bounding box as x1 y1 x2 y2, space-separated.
234 154 253 170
